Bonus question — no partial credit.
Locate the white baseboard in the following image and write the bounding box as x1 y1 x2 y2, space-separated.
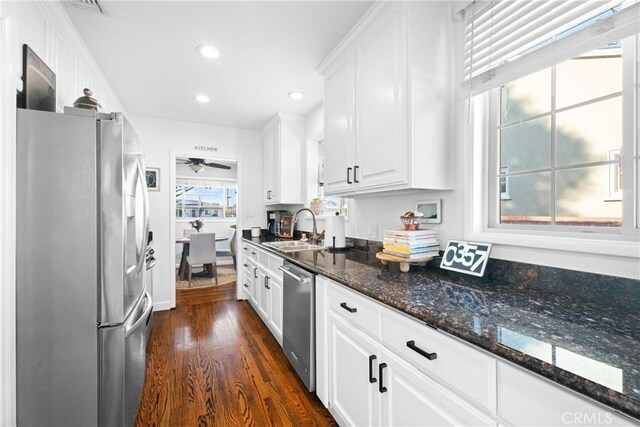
152 300 174 312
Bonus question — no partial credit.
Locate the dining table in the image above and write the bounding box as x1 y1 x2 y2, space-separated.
176 234 229 280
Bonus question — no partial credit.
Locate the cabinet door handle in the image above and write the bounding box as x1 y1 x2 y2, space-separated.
354 165 359 183
243 247 248 251
378 363 388 393
251 251 256 255
265 276 271 289
254 268 258 279
406 340 437 361
347 167 352 184
243 283 249 288
243 263 249 267
368 355 377 384
340 302 357 313
267 190 272 200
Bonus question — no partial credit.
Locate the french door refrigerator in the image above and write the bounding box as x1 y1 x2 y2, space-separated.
16 108 154 427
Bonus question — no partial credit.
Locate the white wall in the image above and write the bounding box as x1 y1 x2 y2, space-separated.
344 190 462 243
128 114 264 311
0 1 124 424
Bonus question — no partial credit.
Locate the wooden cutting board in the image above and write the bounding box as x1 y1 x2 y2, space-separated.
376 252 433 273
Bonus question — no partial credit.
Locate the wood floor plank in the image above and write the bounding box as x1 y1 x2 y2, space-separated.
135 282 336 427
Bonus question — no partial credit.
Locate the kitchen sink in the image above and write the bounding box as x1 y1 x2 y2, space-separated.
262 240 325 252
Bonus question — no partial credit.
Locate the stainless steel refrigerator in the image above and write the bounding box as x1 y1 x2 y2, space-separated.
16 108 155 426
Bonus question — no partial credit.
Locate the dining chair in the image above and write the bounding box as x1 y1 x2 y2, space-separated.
186 232 218 287
216 228 237 270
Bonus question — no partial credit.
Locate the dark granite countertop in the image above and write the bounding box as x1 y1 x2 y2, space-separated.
243 236 640 421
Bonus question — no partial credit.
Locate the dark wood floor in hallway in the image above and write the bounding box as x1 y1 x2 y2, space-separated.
135 283 336 427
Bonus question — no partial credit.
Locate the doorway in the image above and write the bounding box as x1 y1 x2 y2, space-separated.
170 154 239 305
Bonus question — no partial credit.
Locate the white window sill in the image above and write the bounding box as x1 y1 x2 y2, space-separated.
465 229 640 259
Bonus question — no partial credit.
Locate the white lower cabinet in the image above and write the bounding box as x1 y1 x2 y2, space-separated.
267 272 283 343
497 361 635 427
323 275 494 427
247 259 259 310
327 309 493 427
242 242 283 346
381 349 495 427
257 266 269 321
317 275 638 427
329 312 380 426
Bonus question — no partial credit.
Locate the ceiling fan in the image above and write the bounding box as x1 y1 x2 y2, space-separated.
177 157 231 173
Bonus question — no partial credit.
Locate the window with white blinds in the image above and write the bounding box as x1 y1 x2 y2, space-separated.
463 0 640 94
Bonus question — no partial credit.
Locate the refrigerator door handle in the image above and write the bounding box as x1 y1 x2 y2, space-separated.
125 292 152 338
135 155 150 274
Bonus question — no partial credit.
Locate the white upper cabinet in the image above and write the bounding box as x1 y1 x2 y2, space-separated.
323 52 356 195
355 4 407 191
262 113 305 205
317 2 453 196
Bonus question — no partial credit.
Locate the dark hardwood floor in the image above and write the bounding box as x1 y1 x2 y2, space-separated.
135 282 336 427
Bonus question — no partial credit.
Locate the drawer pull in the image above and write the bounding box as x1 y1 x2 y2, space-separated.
243 263 249 267
340 302 357 313
243 247 248 251
379 363 387 393
251 251 256 255
368 355 377 384
406 340 437 361
243 283 249 288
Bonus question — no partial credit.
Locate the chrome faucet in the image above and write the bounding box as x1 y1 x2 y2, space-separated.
294 208 318 244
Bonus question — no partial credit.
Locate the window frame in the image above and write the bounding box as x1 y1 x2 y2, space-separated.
465 36 638 258
175 183 237 221
318 139 348 218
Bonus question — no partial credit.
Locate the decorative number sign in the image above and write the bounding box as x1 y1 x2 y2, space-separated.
440 240 492 277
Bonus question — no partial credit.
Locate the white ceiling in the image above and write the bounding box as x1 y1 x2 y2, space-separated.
63 1 372 130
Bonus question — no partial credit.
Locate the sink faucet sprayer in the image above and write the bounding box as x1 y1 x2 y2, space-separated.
294 208 319 244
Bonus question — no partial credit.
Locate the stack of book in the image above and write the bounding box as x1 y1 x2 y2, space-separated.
383 229 440 259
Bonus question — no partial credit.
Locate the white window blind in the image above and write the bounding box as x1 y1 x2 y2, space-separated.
463 0 640 95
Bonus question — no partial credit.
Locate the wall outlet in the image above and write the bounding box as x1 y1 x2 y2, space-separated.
368 223 378 239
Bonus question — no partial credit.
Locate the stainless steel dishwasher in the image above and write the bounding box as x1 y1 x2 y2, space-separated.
279 260 316 391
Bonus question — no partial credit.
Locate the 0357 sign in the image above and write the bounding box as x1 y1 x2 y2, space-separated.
440 241 492 277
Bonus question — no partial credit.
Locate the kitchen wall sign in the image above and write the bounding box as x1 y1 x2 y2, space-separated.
194 145 217 152
440 240 492 277
145 167 160 191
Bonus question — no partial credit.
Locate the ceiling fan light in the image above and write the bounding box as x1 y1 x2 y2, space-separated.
189 163 204 173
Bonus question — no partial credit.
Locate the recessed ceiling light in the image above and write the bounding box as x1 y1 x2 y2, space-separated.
196 44 219 59
288 91 304 100
195 94 210 104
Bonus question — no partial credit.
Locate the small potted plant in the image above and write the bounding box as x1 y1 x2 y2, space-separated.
310 198 325 215
189 219 204 232
400 211 423 230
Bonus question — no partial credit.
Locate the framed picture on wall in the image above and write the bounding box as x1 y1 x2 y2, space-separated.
415 199 441 224
145 167 160 191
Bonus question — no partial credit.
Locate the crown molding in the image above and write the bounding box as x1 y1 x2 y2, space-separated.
316 1 395 77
